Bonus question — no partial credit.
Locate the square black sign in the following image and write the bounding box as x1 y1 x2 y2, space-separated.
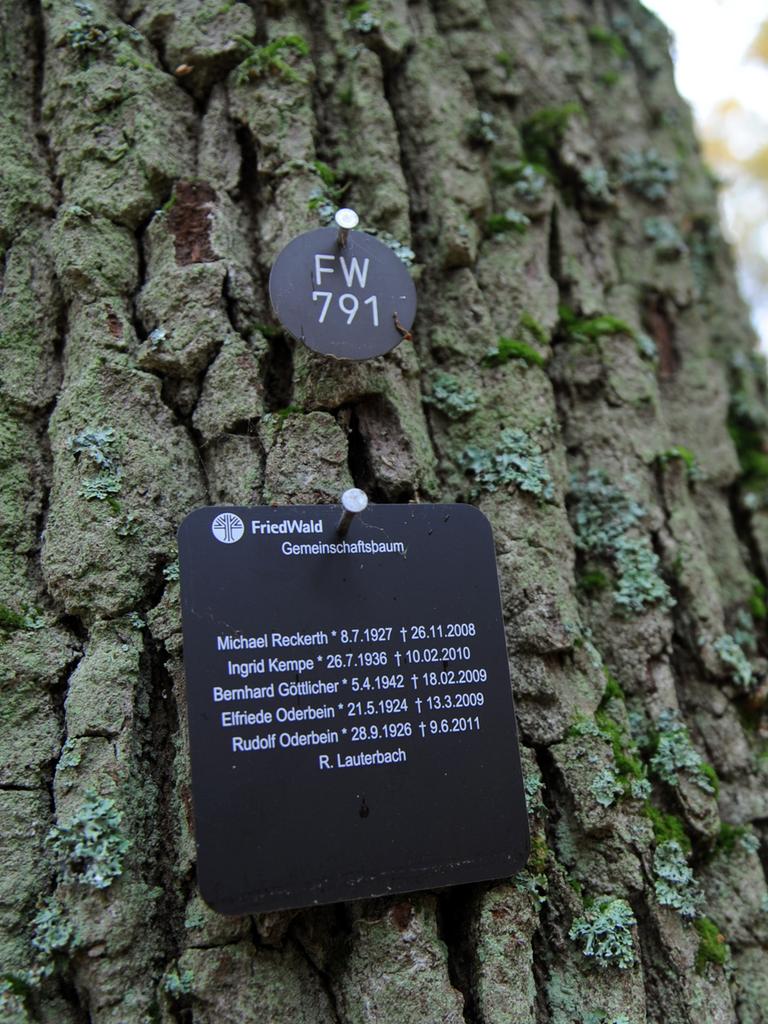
178 503 529 914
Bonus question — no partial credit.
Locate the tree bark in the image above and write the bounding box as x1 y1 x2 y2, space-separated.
1 0 767 1021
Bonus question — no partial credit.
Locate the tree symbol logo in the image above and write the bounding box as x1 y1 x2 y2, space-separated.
211 512 245 544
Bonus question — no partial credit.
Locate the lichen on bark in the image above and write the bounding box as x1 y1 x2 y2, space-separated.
1 0 767 1021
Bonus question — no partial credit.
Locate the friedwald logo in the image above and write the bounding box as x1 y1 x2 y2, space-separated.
211 513 245 544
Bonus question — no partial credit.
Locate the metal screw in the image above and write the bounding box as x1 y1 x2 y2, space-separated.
335 208 359 249
337 487 368 537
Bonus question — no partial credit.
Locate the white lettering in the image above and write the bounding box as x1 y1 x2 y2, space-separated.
275 704 336 722
312 290 332 322
251 519 323 535
278 729 339 748
277 679 339 697
227 658 265 678
268 656 314 673
364 294 379 326
338 292 359 324
216 634 268 650
334 748 407 768
213 683 275 702
339 255 370 288
270 631 329 647
314 253 335 285
232 734 276 752
221 709 273 727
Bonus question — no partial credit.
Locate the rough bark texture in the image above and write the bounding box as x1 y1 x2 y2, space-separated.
1 0 767 1021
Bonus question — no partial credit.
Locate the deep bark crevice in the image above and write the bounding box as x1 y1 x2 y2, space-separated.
344 404 371 494
261 331 295 413
130 208 155 345
378 54 427 263
232 122 261 263
130 220 214 503
291 936 343 1024
140 629 189 994
436 883 480 1024
29 0 60 197
343 397 416 503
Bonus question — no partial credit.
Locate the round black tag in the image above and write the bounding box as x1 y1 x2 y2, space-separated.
268 227 417 361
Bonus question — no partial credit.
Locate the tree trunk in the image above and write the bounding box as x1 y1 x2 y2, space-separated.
2 0 767 1021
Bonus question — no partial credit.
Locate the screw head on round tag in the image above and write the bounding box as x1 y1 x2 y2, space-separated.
268 210 417 361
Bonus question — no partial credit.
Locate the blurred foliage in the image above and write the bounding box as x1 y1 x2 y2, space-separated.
701 18 768 337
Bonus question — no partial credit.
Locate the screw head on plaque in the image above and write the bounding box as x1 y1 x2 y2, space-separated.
268 209 417 361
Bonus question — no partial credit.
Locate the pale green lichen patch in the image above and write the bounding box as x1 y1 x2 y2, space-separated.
612 537 673 613
569 470 674 614
65 10 118 63
635 331 658 362
649 709 719 795
162 965 195 996
620 148 678 202
29 897 76 979
513 869 549 905
590 767 624 808
711 633 754 689
78 471 123 502
67 425 124 506
163 561 180 582
569 897 636 969
363 229 415 267
466 110 498 146
652 839 703 918
522 749 546 818
67 426 117 470
61 1 151 72
579 165 613 205
583 1016 633 1024
495 161 549 204
462 428 554 501
424 371 479 419
46 793 130 889
644 216 687 259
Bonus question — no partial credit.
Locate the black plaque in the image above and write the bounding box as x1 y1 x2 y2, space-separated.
178 503 529 914
268 227 417 360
